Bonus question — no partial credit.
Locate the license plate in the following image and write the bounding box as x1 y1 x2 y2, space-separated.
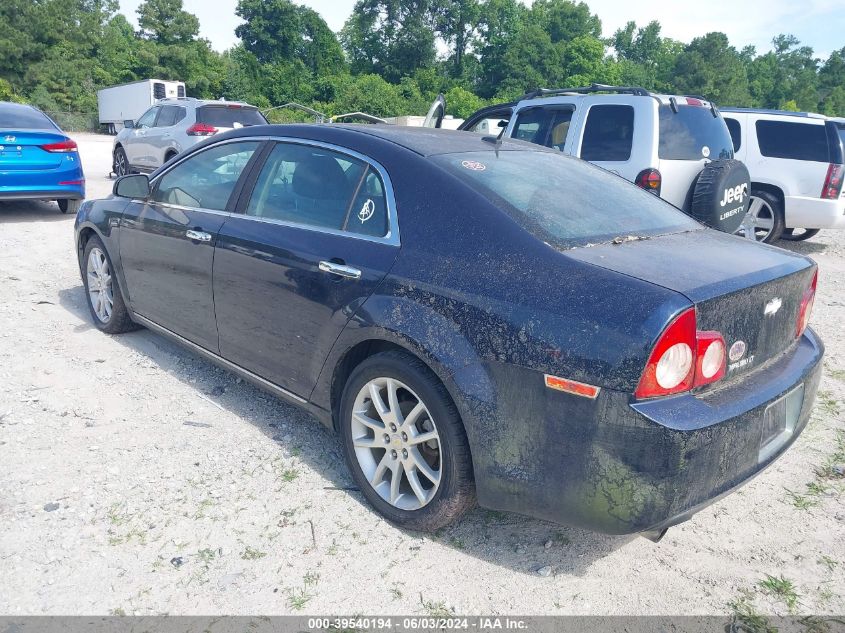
759 384 804 462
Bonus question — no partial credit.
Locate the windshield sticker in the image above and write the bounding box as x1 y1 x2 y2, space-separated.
358 199 375 223
702 146 711 158
461 160 487 171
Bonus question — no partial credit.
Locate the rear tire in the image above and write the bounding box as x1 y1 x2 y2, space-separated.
58 199 81 214
339 350 475 531
81 235 137 334
781 228 820 242
736 190 784 243
113 147 129 177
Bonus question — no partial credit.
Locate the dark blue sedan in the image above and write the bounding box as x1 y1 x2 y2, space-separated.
73 124 823 537
0 102 85 213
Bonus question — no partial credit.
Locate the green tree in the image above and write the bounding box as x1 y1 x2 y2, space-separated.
137 0 200 45
673 32 751 106
432 0 481 78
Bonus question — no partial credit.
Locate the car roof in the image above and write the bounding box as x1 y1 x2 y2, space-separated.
720 107 827 120
514 93 714 109
156 98 258 108
0 101 44 114
219 123 550 157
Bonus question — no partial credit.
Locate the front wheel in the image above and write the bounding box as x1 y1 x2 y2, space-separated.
113 147 128 177
735 191 784 243
339 351 475 531
82 235 136 334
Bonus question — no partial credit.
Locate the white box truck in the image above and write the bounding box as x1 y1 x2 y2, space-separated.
97 79 186 134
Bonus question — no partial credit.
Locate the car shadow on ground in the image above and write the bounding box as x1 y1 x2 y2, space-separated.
775 238 827 255
57 284 633 577
0 200 75 223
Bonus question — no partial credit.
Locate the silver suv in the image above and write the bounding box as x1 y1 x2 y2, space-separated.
112 98 267 176
456 85 751 235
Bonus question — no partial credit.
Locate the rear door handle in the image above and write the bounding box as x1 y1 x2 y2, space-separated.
186 229 212 242
319 261 362 280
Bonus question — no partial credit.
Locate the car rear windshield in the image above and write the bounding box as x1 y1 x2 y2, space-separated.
197 106 266 128
0 104 56 130
432 150 699 249
658 105 733 161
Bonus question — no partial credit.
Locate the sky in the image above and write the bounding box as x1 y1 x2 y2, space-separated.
117 0 845 60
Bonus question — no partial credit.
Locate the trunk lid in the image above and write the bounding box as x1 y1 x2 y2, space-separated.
567 229 816 381
0 129 67 171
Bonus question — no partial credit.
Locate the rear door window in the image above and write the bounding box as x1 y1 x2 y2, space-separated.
512 107 575 151
155 106 185 128
245 142 389 238
658 105 734 160
579 105 634 162
724 117 742 151
755 120 829 162
198 106 267 128
151 141 259 210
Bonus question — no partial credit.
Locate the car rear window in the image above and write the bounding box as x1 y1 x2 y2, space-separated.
0 105 56 130
658 105 733 161
432 150 699 249
755 120 829 162
197 106 266 128
580 105 634 162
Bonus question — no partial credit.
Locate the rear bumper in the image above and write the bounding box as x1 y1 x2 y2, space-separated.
784 195 845 229
0 187 84 201
460 328 824 534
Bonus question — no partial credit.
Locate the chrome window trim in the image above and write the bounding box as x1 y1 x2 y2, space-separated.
148 135 401 247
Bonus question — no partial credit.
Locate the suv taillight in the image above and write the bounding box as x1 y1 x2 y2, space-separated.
821 164 844 199
635 308 727 399
796 269 818 338
635 168 662 196
186 123 217 136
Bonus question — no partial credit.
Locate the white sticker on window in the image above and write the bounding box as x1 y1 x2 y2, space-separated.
358 199 375 223
702 146 711 158
461 160 487 171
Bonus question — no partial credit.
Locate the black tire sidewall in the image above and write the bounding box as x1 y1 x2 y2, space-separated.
81 235 130 333
114 148 127 176
339 352 473 530
749 190 785 243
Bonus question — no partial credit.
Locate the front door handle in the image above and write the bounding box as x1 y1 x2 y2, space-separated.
186 229 212 242
319 260 362 280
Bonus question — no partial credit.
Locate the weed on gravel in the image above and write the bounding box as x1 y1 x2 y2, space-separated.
758 575 801 614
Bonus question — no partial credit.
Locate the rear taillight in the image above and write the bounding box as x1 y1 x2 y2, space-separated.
635 308 727 399
40 139 77 153
796 269 818 338
821 164 844 199
635 168 662 196
186 123 217 136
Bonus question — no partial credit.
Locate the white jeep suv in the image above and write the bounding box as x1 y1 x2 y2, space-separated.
457 85 751 235
721 108 845 242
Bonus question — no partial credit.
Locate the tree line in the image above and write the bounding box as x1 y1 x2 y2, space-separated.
0 0 843 125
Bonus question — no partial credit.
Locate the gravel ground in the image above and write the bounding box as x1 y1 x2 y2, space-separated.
0 134 843 617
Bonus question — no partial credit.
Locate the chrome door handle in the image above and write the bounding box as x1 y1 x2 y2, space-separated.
186 229 212 242
319 261 362 280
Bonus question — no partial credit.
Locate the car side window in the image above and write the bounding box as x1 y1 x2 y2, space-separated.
151 141 259 211
724 117 742 151
755 120 829 162
513 107 574 151
580 105 635 162
245 142 389 237
136 107 159 129
155 105 185 128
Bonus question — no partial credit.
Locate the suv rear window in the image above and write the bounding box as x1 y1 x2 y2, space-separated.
658 105 733 161
198 106 267 128
432 150 699 248
756 120 829 162
0 104 56 130
580 105 634 162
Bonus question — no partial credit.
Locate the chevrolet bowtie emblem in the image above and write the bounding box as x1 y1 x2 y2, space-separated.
764 297 783 316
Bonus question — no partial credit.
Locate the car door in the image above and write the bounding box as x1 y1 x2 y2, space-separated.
574 103 638 181
124 106 160 169
143 105 184 168
213 140 401 398
118 139 263 351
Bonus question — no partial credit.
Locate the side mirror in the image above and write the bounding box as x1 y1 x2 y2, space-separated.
114 174 150 199
123 120 135 129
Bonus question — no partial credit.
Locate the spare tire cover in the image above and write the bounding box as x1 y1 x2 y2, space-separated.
689 159 750 234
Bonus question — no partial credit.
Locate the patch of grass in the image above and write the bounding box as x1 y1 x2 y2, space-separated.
419 594 454 617
816 391 841 415
817 556 838 572
287 587 313 610
192 498 217 520
551 530 571 546
826 367 845 382
240 545 267 560
815 431 845 481
785 489 820 510
390 585 403 600
109 608 127 617
758 575 801 614
326 540 339 556
449 537 465 549
107 503 132 526
280 468 299 482
303 571 320 587
728 592 775 633
196 548 217 564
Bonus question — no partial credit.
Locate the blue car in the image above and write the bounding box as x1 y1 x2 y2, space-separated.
0 101 85 213
74 125 822 538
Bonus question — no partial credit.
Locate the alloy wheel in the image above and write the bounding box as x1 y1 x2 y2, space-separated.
114 151 127 177
736 196 775 241
350 377 442 511
87 247 114 323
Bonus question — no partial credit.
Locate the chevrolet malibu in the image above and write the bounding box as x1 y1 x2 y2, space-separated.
74 125 823 537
